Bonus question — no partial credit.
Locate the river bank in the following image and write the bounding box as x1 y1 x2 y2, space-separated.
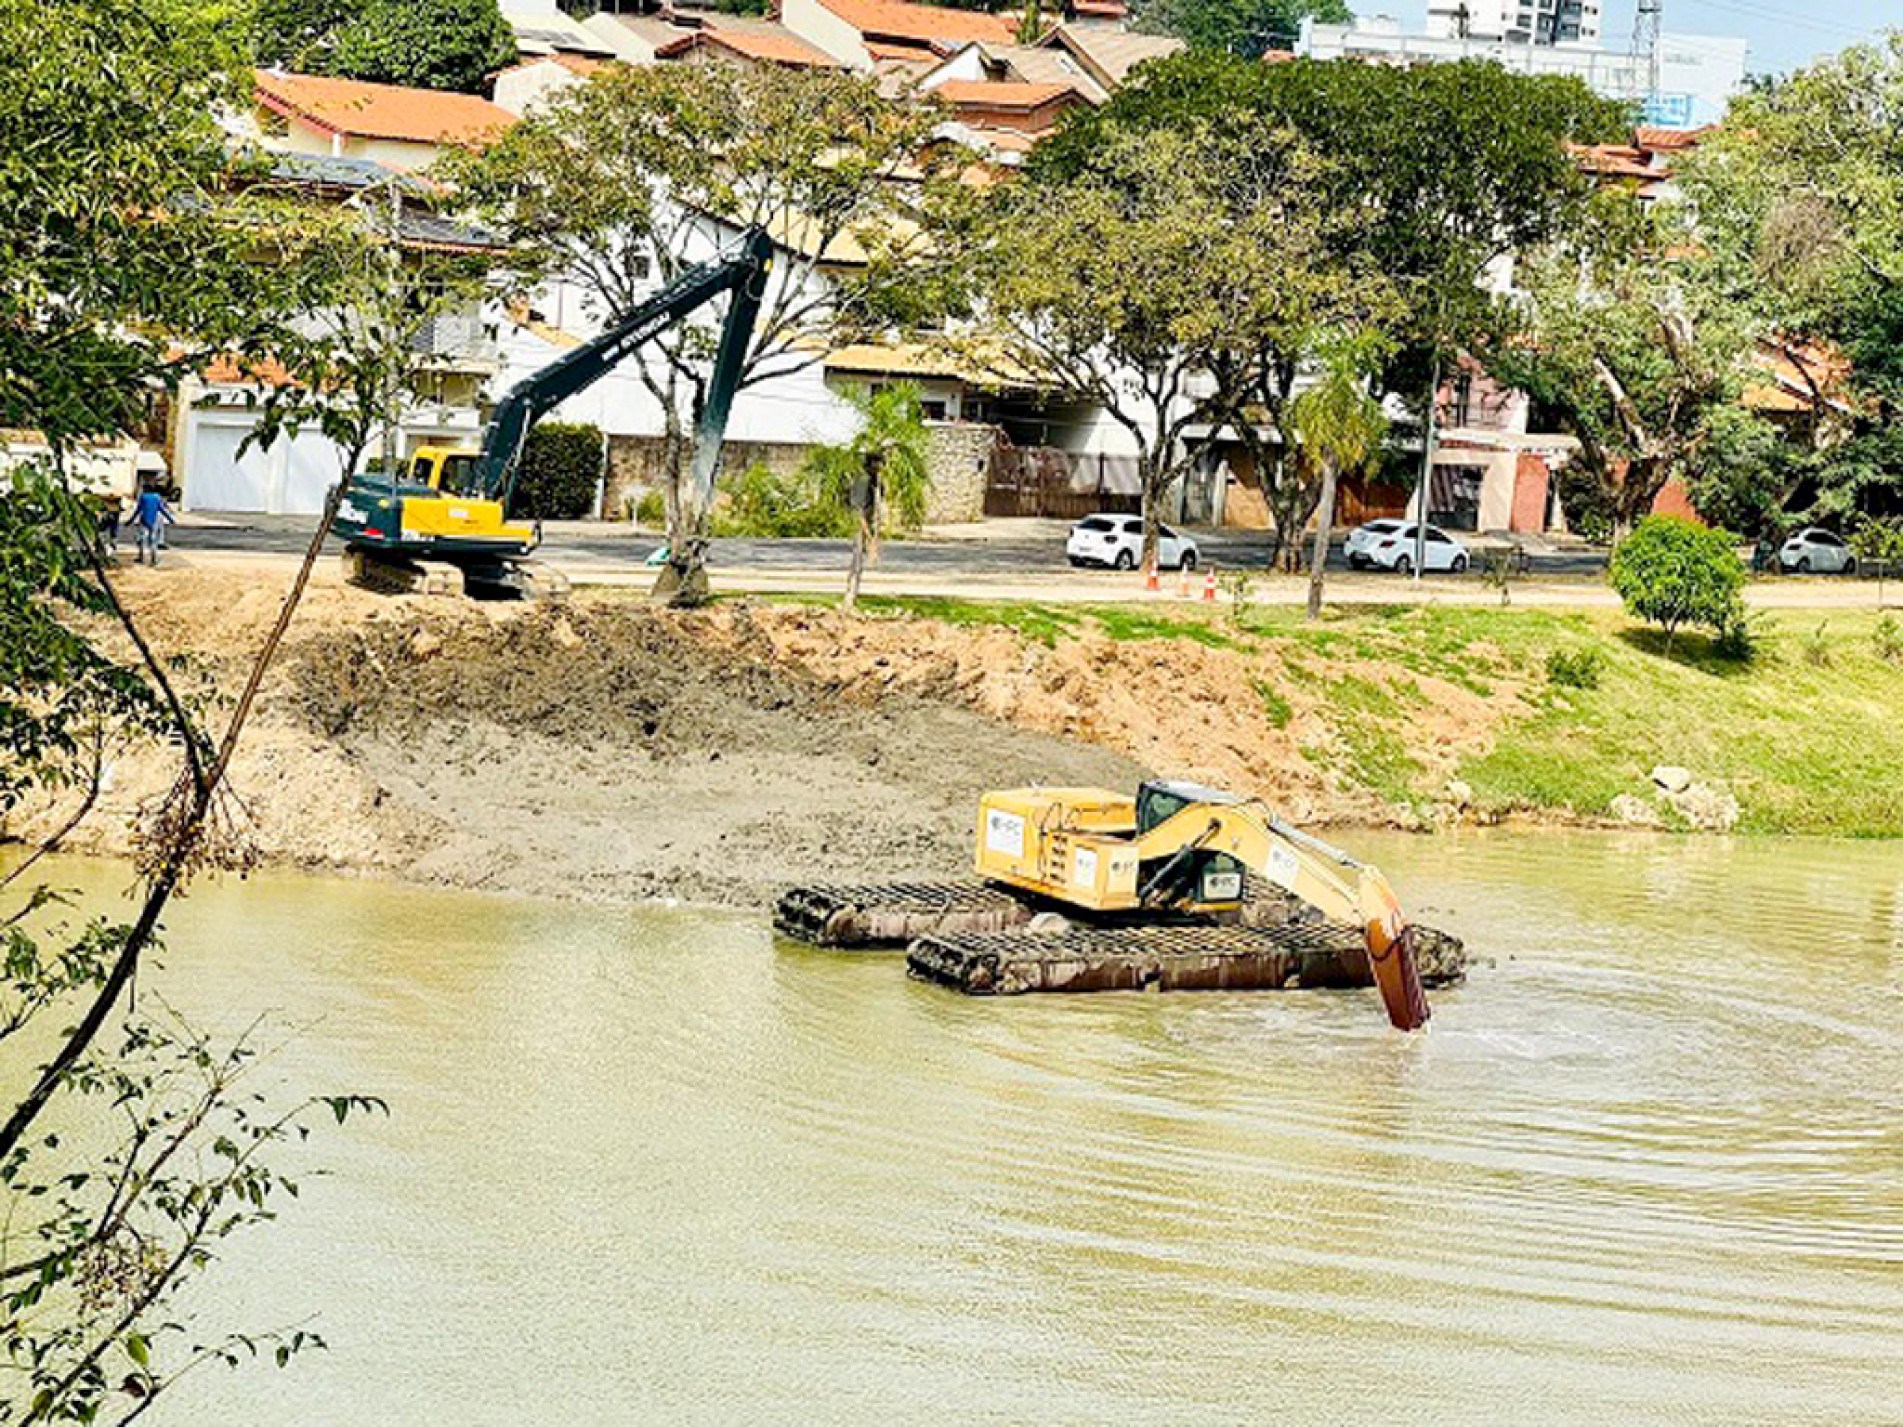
11 568 1901 907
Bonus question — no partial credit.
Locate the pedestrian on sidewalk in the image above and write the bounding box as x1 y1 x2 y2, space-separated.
133 484 174 566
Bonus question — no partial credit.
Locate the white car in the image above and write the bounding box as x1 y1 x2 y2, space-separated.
1778 527 1856 574
1348 521 1469 573
1066 513 1199 571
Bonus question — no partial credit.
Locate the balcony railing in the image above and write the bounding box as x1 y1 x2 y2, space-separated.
408 313 497 365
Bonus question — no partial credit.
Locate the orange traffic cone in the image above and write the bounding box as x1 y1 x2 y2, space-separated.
1203 565 1217 601
1145 563 1160 592
1178 565 1191 598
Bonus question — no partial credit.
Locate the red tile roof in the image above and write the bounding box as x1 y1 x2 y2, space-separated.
254 70 516 148
935 79 1077 109
1635 124 1713 152
1571 143 1659 183
818 0 1020 48
657 26 843 68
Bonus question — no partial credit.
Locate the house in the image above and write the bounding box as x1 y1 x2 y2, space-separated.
918 38 1110 105
929 80 1088 134
781 0 1025 71
1036 24 1182 93
249 70 517 169
652 21 847 71
491 52 608 117
169 154 510 515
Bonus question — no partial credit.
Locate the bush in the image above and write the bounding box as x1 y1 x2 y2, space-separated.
510 422 602 520
1876 613 1903 664
1802 621 1832 668
1712 601 1766 663
1609 516 1746 651
633 489 665 528
710 462 853 538
1545 646 1602 689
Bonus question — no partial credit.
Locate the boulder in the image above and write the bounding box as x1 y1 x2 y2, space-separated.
1444 778 1474 807
1650 764 1694 794
1666 781 1740 832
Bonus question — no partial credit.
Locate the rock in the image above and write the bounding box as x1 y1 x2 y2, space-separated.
550 617 582 650
1651 764 1693 794
1666 781 1740 832
408 629 441 660
1444 778 1474 807
1611 793 1665 828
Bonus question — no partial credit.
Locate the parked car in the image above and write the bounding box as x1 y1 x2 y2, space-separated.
1347 521 1469 573
1778 527 1856 574
1066 513 1199 571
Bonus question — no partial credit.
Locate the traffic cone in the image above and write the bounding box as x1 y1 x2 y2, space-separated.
1202 565 1217 601
1178 565 1191 599
1145 563 1159 592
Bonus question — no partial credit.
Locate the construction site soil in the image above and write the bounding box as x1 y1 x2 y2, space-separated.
13 567 1514 907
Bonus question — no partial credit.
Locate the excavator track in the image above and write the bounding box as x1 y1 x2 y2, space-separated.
773 881 1031 948
906 920 1468 997
342 547 456 597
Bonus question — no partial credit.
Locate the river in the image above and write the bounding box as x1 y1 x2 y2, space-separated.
99 830 1900 1424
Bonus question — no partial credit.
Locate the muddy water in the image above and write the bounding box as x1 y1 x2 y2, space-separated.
124 831 1901 1425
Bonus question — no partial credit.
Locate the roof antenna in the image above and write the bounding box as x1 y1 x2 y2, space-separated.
1632 0 1663 121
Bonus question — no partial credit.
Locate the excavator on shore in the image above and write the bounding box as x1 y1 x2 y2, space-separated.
777 780 1450 1031
330 227 773 601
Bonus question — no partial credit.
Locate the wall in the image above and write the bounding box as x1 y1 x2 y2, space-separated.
492 60 586 116
922 422 996 524
601 435 811 520
780 0 873 68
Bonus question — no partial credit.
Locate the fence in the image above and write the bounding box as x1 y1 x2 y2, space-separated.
984 446 1141 519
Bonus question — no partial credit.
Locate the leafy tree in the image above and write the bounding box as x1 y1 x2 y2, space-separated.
1608 515 1745 652
1675 37 1903 524
512 422 605 520
1491 195 1757 541
802 383 933 611
970 115 1360 570
251 0 359 71
1851 516 1903 607
446 61 946 602
0 4 401 1416
1290 332 1388 619
329 0 517 93
1130 0 1348 57
1041 54 1626 551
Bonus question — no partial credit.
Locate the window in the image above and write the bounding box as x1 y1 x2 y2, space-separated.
920 400 948 421
1079 517 1115 532
1813 531 1845 548
1428 529 1453 545
1123 519 1143 534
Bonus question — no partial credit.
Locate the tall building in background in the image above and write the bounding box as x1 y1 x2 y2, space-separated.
1427 0 1602 46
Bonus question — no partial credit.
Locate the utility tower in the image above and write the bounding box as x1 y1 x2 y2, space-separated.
1632 0 1663 116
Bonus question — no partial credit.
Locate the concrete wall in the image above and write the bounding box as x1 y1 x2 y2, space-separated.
602 435 811 520
780 0 873 68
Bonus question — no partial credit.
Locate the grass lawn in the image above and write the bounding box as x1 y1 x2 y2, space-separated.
851 595 1903 836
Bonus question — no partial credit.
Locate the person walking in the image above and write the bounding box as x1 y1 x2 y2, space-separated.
132 484 174 566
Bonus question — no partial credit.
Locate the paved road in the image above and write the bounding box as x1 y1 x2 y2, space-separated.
168 513 1612 579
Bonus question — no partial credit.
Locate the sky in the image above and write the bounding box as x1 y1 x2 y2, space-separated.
1378 0 1897 76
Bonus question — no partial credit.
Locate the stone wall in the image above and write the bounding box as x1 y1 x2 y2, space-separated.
923 422 998 525
600 435 813 521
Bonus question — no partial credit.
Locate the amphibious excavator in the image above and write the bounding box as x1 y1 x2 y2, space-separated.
330 227 773 599
777 780 1457 1031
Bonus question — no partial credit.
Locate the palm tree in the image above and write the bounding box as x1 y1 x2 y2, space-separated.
1289 335 1389 621
805 382 932 612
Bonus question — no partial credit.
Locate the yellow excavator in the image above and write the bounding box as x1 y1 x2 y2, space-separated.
776 779 1442 1031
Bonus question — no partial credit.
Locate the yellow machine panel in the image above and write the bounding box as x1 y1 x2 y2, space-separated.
975 788 1144 911
399 493 534 547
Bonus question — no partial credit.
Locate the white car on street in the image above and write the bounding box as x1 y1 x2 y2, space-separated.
1778 527 1856 574
1066 513 1199 571
1347 520 1470 573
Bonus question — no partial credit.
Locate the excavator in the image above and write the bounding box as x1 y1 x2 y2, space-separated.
777 780 1448 1031
330 227 773 601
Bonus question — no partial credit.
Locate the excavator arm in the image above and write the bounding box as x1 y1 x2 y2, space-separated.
1133 802 1431 1031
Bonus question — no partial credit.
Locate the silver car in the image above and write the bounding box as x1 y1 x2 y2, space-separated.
1778 527 1856 574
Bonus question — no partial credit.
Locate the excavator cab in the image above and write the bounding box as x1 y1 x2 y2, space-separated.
1134 780 1247 911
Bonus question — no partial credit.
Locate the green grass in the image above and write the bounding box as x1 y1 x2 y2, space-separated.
754 592 1903 835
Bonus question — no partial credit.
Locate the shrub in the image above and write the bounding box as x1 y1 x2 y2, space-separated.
1545 646 1602 689
1802 621 1832 668
633 489 665 528
711 462 853 538
1609 516 1746 652
1712 601 1765 663
510 422 602 520
1876 613 1903 664
329 0 516 93
1219 567 1256 625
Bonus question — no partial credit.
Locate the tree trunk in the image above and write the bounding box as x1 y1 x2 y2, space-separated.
842 451 880 614
1306 459 1339 622
1140 463 1162 572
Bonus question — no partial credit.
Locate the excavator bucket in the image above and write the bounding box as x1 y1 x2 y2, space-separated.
1357 869 1430 1031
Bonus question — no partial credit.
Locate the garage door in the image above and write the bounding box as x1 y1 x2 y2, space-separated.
186 422 270 512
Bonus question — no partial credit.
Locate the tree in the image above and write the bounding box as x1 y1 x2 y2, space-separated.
1039 53 1626 559
0 3 390 1416
801 383 932 612
1674 37 1903 525
1851 516 1903 607
512 422 605 521
1130 0 1349 57
1608 515 1746 652
971 116 1354 570
1489 194 1757 542
1289 333 1389 619
446 61 945 602
254 0 517 93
